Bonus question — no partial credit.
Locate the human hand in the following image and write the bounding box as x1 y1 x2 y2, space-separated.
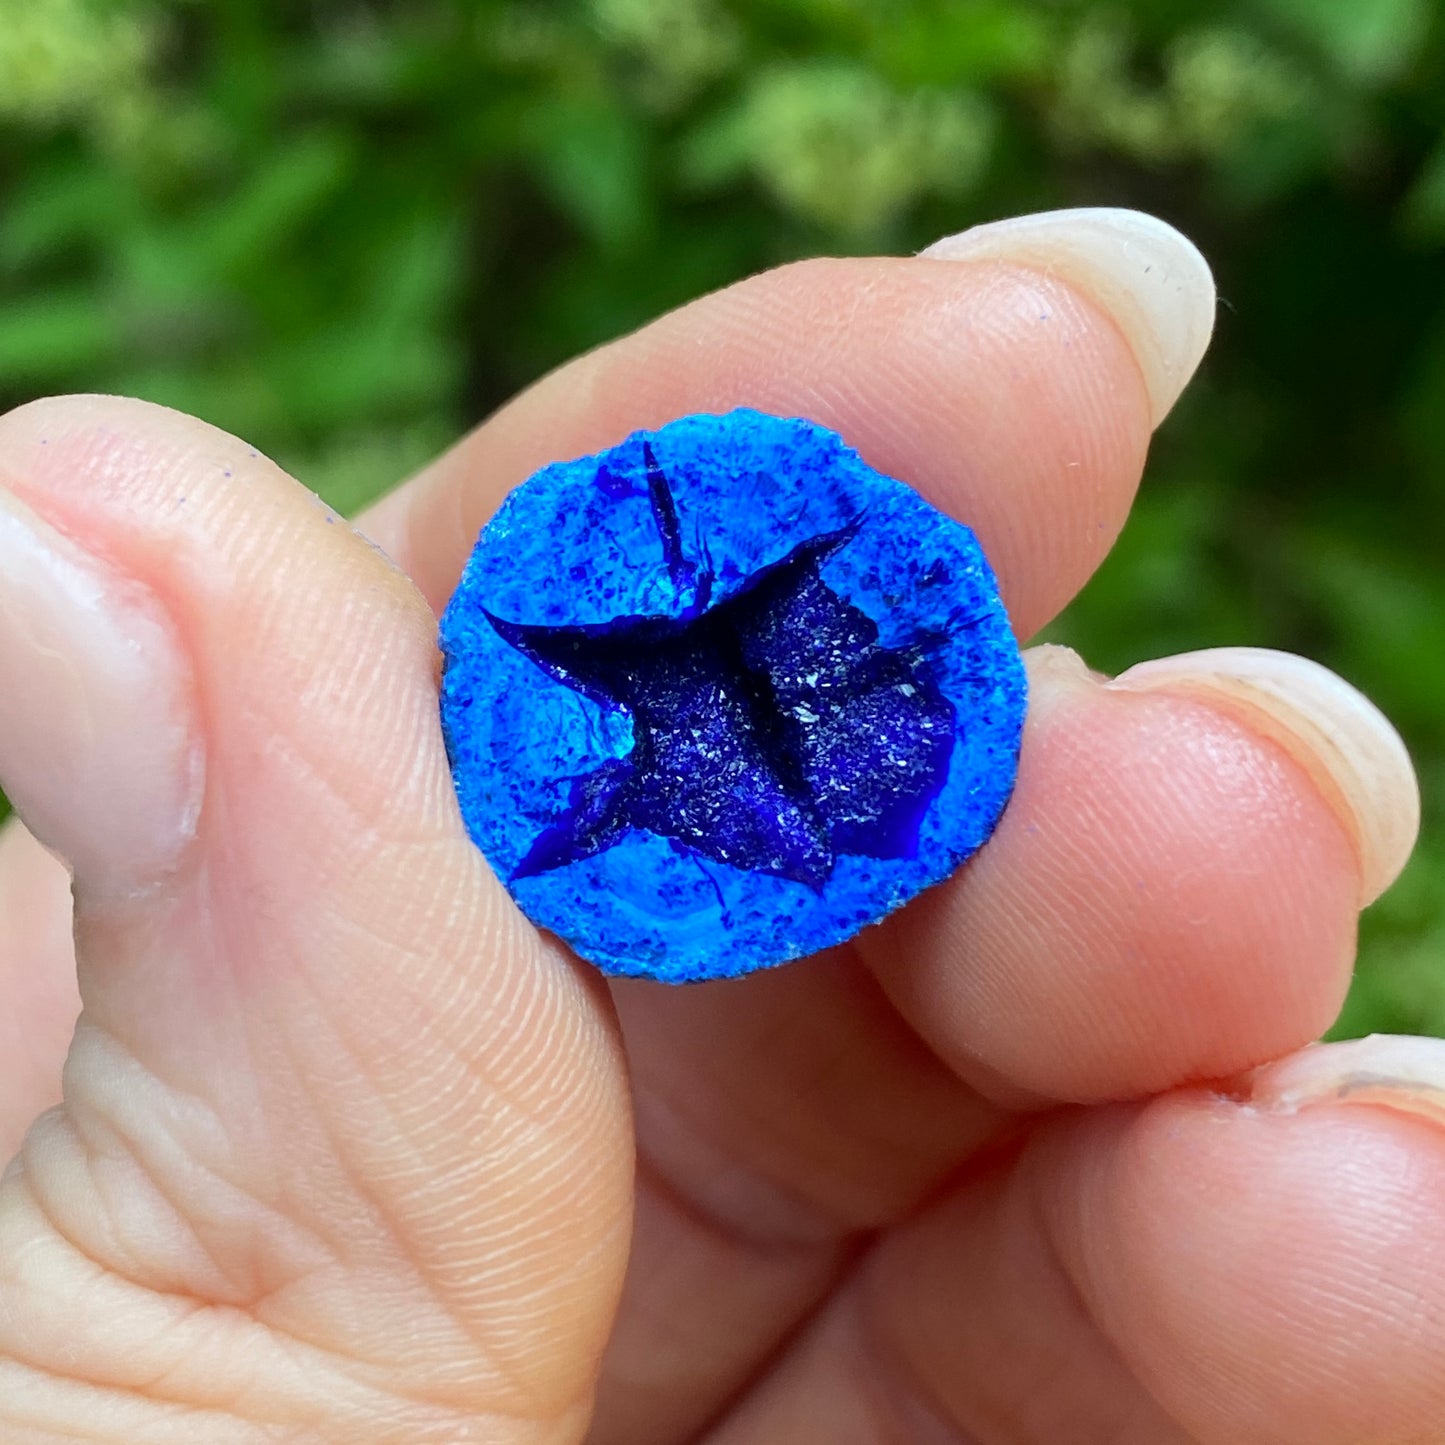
1 208 1441 1444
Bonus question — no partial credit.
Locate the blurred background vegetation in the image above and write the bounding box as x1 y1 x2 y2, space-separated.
2 0 1444 1037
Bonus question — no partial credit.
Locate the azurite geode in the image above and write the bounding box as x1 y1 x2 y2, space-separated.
439 409 1026 983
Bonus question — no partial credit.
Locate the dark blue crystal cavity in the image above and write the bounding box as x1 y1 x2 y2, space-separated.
439 410 1026 982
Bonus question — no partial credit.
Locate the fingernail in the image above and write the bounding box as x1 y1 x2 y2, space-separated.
1110 647 1419 905
0 486 202 888
921 207 1216 425
1248 1036 1445 1132
1024 643 1106 695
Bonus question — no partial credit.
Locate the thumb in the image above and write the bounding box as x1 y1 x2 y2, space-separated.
0 396 630 1440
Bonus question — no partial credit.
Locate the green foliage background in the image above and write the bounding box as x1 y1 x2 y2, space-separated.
2 0 1444 1037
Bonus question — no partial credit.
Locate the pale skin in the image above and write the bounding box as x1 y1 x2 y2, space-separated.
2 212 1444 1443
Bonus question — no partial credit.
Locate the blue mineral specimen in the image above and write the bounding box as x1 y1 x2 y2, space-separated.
439 410 1026 982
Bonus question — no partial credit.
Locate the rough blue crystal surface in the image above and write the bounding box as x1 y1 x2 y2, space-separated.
439 409 1026 983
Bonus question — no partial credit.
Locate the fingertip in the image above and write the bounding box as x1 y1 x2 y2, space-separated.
868 645 1362 1104
0 392 445 823
1113 647 1419 905
922 207 1216 426
0 479 202 891
1040 1081 1445 1444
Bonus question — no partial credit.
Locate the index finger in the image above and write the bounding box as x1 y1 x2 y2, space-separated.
359 208 1214 638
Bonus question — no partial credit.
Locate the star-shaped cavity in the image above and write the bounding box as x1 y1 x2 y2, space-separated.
486 450 955 891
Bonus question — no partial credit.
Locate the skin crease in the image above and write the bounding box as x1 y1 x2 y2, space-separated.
0 251 1439 1444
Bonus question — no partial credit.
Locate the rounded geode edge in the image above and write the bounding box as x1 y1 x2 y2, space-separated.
439 409 1027 983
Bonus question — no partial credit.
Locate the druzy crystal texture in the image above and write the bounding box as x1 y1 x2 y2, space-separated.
440 410 1026 982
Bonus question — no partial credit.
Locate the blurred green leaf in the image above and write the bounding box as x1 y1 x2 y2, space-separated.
199 129 357 280
587 0 742 107
522 93 651 251
1402 139 1445 241
0 0 157 127
872 2 1052 86
0 157 127 270
1256 0 1431 82
683 61 994 236
0 289 121 383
